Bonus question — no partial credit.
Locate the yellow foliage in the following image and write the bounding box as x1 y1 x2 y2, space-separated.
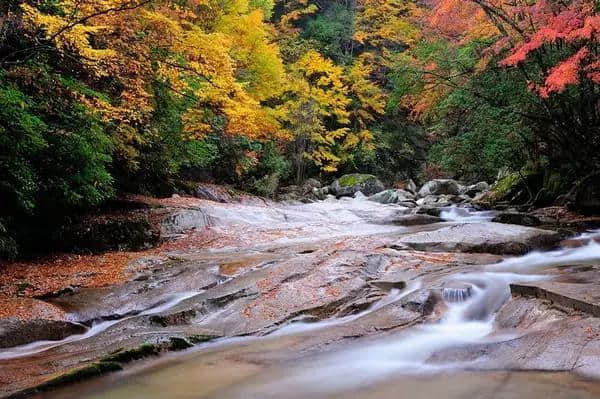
22 0 286 141
354 0 421 48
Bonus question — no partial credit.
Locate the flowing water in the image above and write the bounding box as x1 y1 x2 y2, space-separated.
5 197 600 398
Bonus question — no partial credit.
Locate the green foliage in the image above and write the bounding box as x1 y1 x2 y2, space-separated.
0 73 113 214
423 56 533 181
0 220 18 261
115 82 219 195
346 115 426 183
0 83 47 212
303 4 354 64
251 141 291 196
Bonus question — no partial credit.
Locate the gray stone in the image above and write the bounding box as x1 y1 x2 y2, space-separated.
313 186 330 200
397 222 562 255
368 189 414 204
330 174 385 197
465 181 490 197
161 209 211 236
418 179 461 198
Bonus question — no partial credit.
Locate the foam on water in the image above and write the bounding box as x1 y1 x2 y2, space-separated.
440 206 495 223
488 240 600 273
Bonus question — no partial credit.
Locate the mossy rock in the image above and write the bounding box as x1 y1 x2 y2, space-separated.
474 173 520 207
188 334 219 344
30 361 123 394
169 337 193 350
330 174 385 197
101 343 159 363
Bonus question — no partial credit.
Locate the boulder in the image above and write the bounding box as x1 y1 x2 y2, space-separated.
161 209 211 236
368 189 415 204
465 181 490 197
330 174 385 198
397 222 562 255
416 195 451 207
418 179 461 198
492 212 541 227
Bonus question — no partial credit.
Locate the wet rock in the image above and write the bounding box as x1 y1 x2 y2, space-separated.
492 212 541 227
381 214 442 226
397 223 562 255
398 200 418 208
368 189 415 204
418 179 461 198
0 318 86 348
149 309 197 327
401 289 437 316
416 195 453 207
330 174 385 198
416 207 442 217
368 280 406 291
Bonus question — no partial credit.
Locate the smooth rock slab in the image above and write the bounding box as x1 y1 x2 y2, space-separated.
0 319 86 348
511 281 600 317
397 222 562 255
379 214 442 226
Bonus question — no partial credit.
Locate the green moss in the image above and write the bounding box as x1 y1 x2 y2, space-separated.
169 337 193 350
188 334 219 344
491 172 519 198
38 362 122 391
101 343 158 363
338 174 376 187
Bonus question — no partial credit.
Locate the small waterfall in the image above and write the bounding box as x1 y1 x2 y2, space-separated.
442 285 473 303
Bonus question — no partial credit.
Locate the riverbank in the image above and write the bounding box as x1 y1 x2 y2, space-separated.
1 184 600 398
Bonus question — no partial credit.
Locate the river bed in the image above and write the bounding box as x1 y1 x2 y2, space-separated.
3 197 600 398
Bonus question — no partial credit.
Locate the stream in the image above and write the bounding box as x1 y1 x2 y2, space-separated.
3 197 600 398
